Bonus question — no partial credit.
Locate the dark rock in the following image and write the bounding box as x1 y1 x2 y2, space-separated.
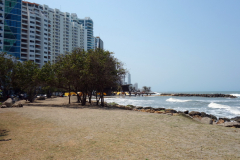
136 107 143 109
200 112 208 117
183 110 189 114
231 116 240 123
165 109 177 113
209 114 217 121
144 107 153 110
189 111 201 117
154 108 165 111
219 118 231 122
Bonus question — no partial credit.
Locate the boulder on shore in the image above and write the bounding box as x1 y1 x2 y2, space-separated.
3 98 12 108
219 118 231 122
165 109 177 113
154 108 165 111
184 110 189 114
12 100 24 108
201 117 213 125
231 116 240 123
189 111 201 117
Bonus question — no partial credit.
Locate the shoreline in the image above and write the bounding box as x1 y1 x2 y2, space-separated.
1 97 240 159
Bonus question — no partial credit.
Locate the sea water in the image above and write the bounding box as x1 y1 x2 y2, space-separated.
105 91 240 118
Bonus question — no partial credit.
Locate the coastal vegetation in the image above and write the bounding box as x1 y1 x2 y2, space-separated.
0 48 126 105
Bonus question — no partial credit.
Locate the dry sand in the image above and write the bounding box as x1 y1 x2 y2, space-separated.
0 96 240 159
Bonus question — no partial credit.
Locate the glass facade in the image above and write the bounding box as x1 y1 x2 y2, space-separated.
3 0 21 58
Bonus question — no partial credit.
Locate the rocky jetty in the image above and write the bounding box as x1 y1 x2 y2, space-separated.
160 93 237 98
105 103 240 128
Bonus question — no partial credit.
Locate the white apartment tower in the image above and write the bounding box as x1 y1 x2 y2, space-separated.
18 1 94 67
21 1 50 67
71 15 94 51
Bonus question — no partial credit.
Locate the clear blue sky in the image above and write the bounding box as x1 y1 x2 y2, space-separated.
32 0 240 92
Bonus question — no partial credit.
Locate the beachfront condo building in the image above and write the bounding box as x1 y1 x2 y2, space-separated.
94 36 104 50
2 0 96 67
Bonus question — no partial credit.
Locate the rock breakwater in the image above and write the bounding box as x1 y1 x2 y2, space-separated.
160 93 237 98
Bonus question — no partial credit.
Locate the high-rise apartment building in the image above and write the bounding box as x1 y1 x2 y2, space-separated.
21 1 49 66
2 0 22 59
71 15 93 51
94 36 103 50
2 0 95 67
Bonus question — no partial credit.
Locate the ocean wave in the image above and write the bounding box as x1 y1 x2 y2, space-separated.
227 108 240 115
231 94 240 97
208 102 230 109
166 98 191 103
154 92 161 95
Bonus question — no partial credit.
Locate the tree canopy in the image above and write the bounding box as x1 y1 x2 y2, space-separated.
0 48 126 105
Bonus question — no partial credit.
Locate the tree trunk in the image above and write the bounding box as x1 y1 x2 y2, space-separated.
77 93 80 103
88 92 92 104
68 85 71 104
47 89 51 98
81 93 86 106
100 93 104 107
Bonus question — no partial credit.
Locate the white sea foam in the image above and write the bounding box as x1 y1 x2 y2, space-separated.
227 108 240 115
208 102 230 109
154 92 161 95
166 98 190 103
231 94 240 97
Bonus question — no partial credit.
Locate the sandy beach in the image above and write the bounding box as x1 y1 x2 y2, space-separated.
0 96 240 159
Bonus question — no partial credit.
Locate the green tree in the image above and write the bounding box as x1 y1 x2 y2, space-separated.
12 60 40 102
0 53 15 100
88 48 126 106
37 62 58 98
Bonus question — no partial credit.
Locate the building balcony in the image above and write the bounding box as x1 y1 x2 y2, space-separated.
36 23 41 27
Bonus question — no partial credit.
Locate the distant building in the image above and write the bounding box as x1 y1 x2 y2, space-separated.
133 83 138 90
94 36 103 50
127 73 131 84
121 75 125 85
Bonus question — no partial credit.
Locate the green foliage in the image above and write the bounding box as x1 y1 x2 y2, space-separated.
12 60 40 102
0 48 126 105
0 52 15 100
